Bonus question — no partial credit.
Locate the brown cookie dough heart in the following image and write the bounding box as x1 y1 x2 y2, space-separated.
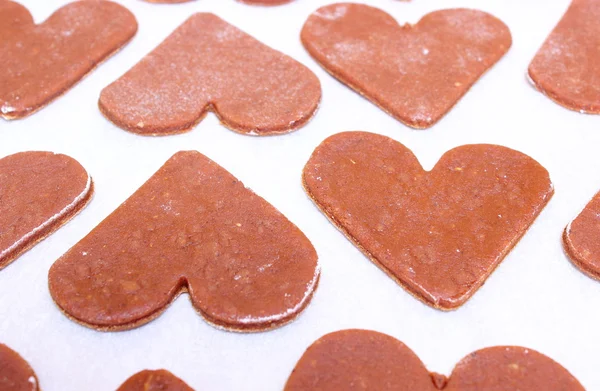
99 13 321 136
0 343 40 391
49 151 320 332
142 0 294 4
301 3 511 128
0 152 93 270
116 370 193 391
0 0 137 119
303 132 553 310
285 330 585 391
528 0 600 114
563 191 600 279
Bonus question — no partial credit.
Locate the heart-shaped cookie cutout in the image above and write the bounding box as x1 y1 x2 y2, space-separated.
117 370 193 391
0 343 40 391
0 152 93 270
285 330 585 390
528 0 600 114
301 3 511 128
303 132 552 310
0 0 137 119
49 151 320 332
99 13 321 136
563 190 600 280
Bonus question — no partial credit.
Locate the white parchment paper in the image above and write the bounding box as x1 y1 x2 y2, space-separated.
1 0 599 389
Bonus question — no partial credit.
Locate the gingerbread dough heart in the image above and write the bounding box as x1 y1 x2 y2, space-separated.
528 0 600 114
0 152 93 270
563 190 600 280
285 330 585 390
99 13 321 136
301 3 511 128
0 343 40 391
117 370 193 391
49 151 319 332
303 132 552 310
0 0 137 119
143 0 294 4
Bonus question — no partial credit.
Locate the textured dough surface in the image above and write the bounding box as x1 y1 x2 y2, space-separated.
529 0 600 113
0 343 40 391
285 330 585 391
303 132 553 309
301 3 511 128
0 151 92 270
563 191 600 280
49 151 319 332
116 370 194 391
0 0 137 119
100 13 321 136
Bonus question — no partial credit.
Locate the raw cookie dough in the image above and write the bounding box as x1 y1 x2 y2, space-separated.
100 13 321 136
0 343 40 391
49 151 320 332
0 152 93 270
563 190 600 279
528 0 600 114
301 3 511 128
0 0 137 119
303 132 553 310
285 330 585 391
116 370 193 391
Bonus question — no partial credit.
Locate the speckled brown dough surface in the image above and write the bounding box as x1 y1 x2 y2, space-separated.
563 191 600 280
0 343 40 391
303 132 553 310
529 0 600 113
301 3 511 129
99 13 321 136
117 370 194 391
0 0 137 119
0 151 93 270
49 151 320 332
285 330 585 391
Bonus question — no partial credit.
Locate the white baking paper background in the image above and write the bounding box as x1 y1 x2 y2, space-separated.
1 0 599 389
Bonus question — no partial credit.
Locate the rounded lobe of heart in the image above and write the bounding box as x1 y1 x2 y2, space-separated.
303 131 553 310
99 13 321 136
48 151 319 332
0 151 92 270
117 370 194 391
0 343 40 391
301 4 512 129
284 329 438 391
0 0 138 120
528 0 600 114
444 346 585 391
237 0 294 5
563 191 600 280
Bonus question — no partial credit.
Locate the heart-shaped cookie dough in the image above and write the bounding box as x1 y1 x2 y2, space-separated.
99 13 321 136
142 0 294 4
117 370 193 391
301 3 511 128
0 343 40 391
563 190 600 280
49 151 320 332
303 132 552 310
0 152 93 270
285 330 585 390
528 0 600 114
0 0 137 119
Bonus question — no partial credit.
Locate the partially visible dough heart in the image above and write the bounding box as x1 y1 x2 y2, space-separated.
0 0 137 119
301 3 511 128
99 13 321 136
0 343 40 391
563 190 600 280
49 151 319 332
0 152 93 270
116 370 193 391
528 0 600 114
303 132 552 310
285 330 585 391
